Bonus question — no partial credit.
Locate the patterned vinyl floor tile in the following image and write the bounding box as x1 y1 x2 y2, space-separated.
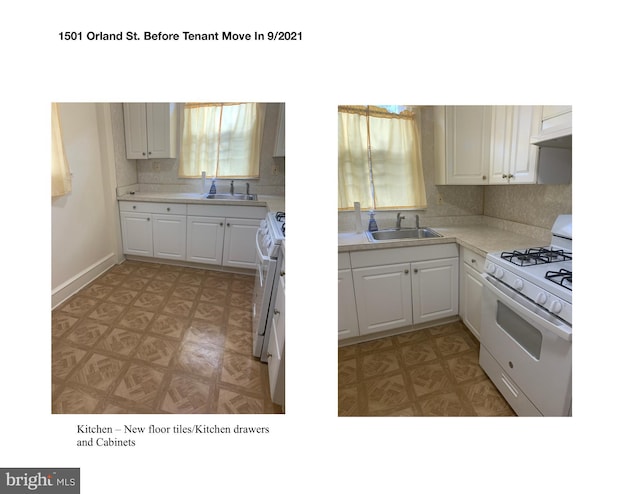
51 260 282 415
338 321 516 417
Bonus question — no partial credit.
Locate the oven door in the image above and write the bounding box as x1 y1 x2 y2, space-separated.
480 274 572 416
252 228 277 361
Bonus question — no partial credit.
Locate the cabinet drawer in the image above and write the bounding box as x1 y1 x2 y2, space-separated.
350 243 458 268
479 346 542 417
462 248 485 273
187 204 267 219
119 201 187 215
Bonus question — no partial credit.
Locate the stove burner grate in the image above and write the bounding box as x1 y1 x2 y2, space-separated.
273 211 285 236
545 268 572 290
501 247 572 266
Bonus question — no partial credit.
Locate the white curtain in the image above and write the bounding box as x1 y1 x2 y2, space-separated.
51 103 71 197
179 103 265 178
338 105 426 210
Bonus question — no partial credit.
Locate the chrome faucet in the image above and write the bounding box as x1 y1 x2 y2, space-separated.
396 212 406 229
246 182 250 195
230 180 234 195
415 215 420 229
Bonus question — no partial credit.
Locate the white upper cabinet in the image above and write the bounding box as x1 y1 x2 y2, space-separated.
123 103 179 160
489 106 542 184
434 106 491 185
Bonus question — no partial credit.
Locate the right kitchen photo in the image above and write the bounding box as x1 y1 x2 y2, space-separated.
337 105 572 417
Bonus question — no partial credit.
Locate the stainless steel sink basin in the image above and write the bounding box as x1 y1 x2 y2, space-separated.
205 193 258 201
366 227 442 242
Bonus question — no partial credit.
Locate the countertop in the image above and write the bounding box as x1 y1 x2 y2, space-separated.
117 192 285 213
338 224 548 257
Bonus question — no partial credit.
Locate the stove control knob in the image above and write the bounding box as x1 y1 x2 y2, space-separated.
495 268 504 279
514 278 524 291
486 263 496 274
549 300 563 314
536 292 548 305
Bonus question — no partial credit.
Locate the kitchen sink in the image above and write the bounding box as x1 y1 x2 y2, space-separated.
366 227 442 242
205 193 258 201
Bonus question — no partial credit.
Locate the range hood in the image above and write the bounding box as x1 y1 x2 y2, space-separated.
531 128 572 149
530 107 572 149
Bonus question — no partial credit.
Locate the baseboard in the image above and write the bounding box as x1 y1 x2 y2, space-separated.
338 315 461 347
51 253 118 310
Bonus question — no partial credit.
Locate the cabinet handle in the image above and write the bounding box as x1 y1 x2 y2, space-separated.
142 152 146 156
471 259 476 264
280 271 285 277
274 309 280 315
414 268 418 273
502 174 508 179
267 353 272 360
167 207 171 212
146 217 150 221
132 205 137 209
148 151 152 156
482 175 486 180
227 223 230 227
219 222 224 226
404 269 409 274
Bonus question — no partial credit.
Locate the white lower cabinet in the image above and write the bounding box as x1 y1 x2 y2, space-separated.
338 269 360 340
348 244 459 337
120 202 186 260
411 258 459 325
120 212 153 256
120 201 266 268
186 216 225 265
222 218 261 269
353 263 413 335
338 253 359 340
153 214 186 260
459 248 485 340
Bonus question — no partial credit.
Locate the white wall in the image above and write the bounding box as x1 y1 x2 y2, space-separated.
51 103 120 308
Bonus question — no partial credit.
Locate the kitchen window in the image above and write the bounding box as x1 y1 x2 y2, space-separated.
338 105 426 210
179 102 265 178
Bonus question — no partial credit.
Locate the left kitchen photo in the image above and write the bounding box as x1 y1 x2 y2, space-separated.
51 102 285 414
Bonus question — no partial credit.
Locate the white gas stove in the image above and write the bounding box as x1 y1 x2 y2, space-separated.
480 214 572 416
484 214 572 325
253 211 285 362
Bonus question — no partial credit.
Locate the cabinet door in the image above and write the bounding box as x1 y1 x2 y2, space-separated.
152 214 186 260
443 106 491 184
121 212 153 256
411 258 459 325
146 103 177 159
509 106 541 183
461 263 483 340
490 106 541 184
122 103 148 159
222 218 261 268
338 269 359 340
489 106 512 184
353 263 412 335
186 216 225 265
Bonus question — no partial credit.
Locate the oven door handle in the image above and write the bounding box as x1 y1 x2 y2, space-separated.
255 230 270 263
482 274 572 342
